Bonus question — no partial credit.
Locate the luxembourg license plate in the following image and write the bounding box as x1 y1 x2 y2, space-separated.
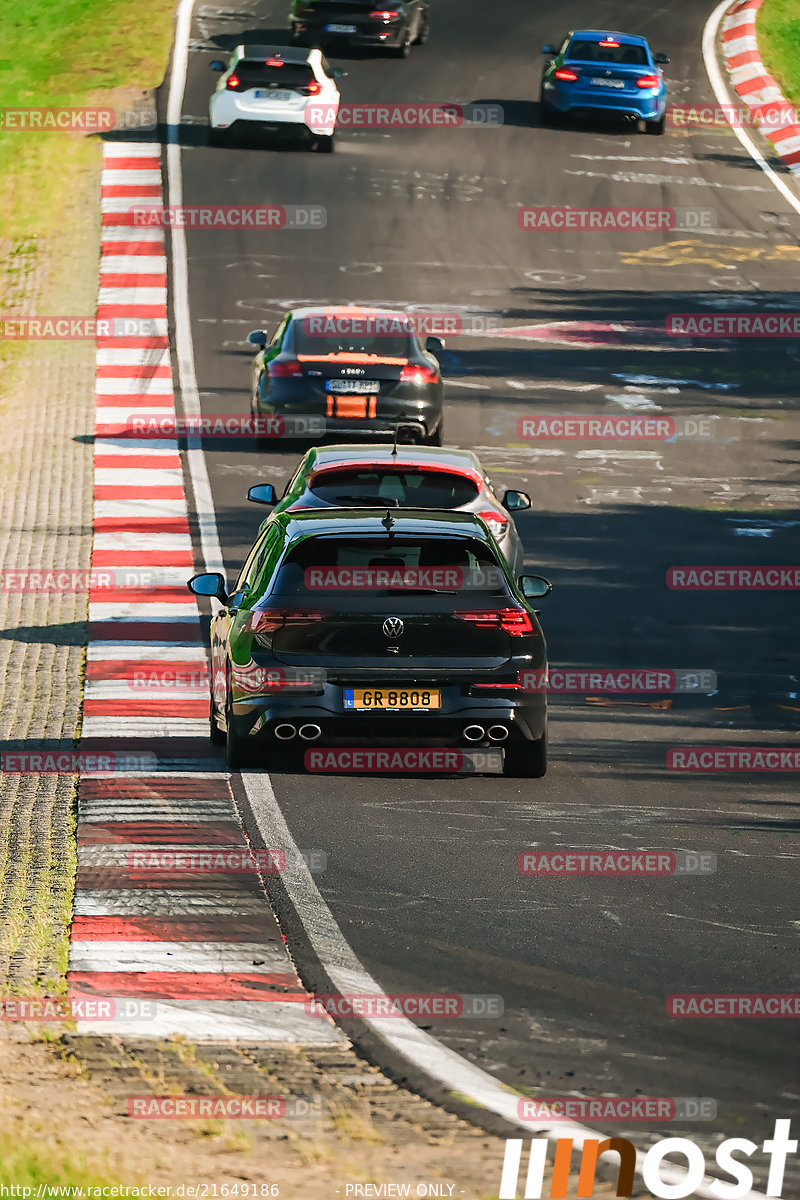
327 22 357 31
254 89 293 100
344 688 442 710
589 77 624 88
326 379 380 393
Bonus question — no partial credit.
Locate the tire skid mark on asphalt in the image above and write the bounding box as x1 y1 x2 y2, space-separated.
68 141 343 1043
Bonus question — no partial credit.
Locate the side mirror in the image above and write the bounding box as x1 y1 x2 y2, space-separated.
654 52 669 64
502 489 531 512
518 574 552 600
247 329 268 347
188 572 229 603
248 484 277 507
542 44 556 55
209 60 225 71
330 68 348 79
425 335 445 354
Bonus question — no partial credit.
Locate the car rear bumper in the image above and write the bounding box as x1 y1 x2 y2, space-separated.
231 693 547 746
255 390 443 439
293 22 407 48
549 88 664 119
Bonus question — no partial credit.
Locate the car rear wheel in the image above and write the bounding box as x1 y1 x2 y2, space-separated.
414 16 429 44
210 689 226 745
314 133 335 153
393 29 412 57
539 93 554 125
208 127 226 147
426 419 444 446
645 115 665 135
225 676 248 770
503 730 547 778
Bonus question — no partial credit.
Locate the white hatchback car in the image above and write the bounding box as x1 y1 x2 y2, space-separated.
208 44 344 150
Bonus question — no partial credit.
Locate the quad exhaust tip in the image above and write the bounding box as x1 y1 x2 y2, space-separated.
463 724 485 742
299 723 322 741
487 724 509 742
274 723 297 741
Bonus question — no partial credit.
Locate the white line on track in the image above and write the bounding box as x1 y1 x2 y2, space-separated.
702 0 800 218
165 0 772 1189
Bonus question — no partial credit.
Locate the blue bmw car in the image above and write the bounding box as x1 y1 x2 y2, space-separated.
540 30 669 134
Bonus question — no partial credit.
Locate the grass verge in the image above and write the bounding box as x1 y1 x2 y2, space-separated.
757 0 800 109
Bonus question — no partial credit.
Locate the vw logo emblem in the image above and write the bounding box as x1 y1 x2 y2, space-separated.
382 616 404 638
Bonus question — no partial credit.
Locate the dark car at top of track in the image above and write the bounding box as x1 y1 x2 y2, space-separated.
246 443 532 575
188 508 552 777
540 30 669 133
289 0 429 58
247 306 445 446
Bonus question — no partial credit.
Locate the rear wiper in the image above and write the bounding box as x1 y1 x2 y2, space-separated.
333 495 401 506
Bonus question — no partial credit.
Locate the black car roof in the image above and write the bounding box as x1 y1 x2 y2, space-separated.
237 44 311 63
281 507 494 542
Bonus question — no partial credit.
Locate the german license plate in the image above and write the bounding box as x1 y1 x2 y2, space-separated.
254 89 293 100
327 22 357 31
589 77 624 88
344 688 442 710
326 379 380 393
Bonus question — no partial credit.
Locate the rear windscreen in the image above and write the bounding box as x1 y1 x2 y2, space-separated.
566 40 648 65
233 61 315 88
266 535 508 600
293 316 415 358
309 469 480 509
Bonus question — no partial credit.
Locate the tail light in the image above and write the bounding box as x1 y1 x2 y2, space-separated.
370 9 400 18
554 68 578 81
456 608 535 636
478 509 508 529
636 75 659 88
304 81 322 95
399 364 438 383
268 359 303 377
250 610 324 640
226 74 241 89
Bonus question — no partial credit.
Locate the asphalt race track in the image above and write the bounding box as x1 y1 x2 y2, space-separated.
161 0 800 1186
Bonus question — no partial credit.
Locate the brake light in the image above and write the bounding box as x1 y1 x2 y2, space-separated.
554 68 578 81
250 610 324 635
305 81 322 94
456 608 535 636
598 38 619 47
226 74 241 89
268 359 303 377
478 509 508 527
636 75 659 88
370 9 400 17
399 364 438 383
266 58 284 66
